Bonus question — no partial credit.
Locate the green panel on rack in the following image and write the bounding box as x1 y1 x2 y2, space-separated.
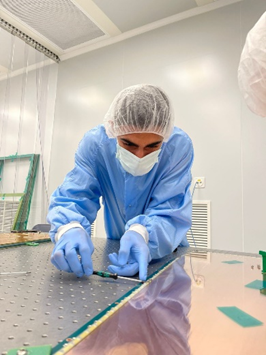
12 155 39 231
0 154 40 232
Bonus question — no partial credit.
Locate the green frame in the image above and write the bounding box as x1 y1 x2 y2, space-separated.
0 153 40 231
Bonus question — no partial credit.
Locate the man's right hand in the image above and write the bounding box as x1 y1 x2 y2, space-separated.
51 228 94 277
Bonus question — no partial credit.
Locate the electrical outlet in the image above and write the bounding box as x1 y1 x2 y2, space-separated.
194 274 205 288
193 177 205 188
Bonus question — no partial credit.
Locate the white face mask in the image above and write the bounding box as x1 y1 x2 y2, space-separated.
116 144 161 176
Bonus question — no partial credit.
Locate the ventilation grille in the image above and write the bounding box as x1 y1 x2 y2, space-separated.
0 0 105 50
91 221 96 238
0 200 20 232
187 200 210 259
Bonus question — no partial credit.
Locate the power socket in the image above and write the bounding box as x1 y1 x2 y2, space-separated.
193 177 205 188
194 274 205 288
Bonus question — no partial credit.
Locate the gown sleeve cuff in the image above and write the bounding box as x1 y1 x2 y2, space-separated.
128 224 149 244
55 221 84 243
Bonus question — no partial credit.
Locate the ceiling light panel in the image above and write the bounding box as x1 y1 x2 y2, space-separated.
0 0 105 50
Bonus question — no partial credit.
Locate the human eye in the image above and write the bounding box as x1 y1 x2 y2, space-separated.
148 143 159 148
121 139 137 147
146 142 162 149
124 141 134 146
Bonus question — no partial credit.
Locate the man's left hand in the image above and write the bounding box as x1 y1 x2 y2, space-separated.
108 230 151 281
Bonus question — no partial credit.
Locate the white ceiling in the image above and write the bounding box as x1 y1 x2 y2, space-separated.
92 0 198 32
0 0 241 64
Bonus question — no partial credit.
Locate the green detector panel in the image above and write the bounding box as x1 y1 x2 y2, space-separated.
7 345 52 355
259 250 266 273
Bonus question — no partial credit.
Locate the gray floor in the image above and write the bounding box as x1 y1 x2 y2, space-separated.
0 238 187 354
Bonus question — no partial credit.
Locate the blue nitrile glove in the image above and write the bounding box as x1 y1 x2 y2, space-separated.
108 230 151 281
51 228 94 278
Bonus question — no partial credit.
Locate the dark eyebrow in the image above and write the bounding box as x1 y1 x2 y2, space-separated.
120 138 163 148
145 140 163 148
120 138 139 147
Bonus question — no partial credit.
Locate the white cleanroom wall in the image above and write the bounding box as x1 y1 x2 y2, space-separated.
49 0 266 253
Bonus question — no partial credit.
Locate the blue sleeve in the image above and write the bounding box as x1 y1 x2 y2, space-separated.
126 136 194 260
47 130 102 243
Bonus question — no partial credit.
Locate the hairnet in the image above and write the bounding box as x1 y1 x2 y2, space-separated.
103 84 174 141
238 11 266 117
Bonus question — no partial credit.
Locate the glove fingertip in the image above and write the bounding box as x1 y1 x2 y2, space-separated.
108 253 118 265
50 258 60 270
138 262 148 281
84 268 93 276
108 252 117 258
118 252 128 266
139 272 147 282
107 265 117 274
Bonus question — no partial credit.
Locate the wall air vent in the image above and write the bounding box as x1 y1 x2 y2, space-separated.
91 221 96 238
187 200 210 259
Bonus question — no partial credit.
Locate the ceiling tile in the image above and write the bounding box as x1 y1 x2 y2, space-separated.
92 0 198 32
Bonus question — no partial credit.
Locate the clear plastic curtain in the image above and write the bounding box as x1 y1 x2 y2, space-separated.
0 27 58 231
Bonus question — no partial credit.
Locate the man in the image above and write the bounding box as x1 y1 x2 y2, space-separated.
47 84 194 281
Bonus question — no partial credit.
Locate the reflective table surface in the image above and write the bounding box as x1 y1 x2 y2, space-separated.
185 250 266 355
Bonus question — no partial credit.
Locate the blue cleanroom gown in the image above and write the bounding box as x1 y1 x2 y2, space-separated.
47 125 194 260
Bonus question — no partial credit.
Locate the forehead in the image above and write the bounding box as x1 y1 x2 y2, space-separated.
118 132 163 145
